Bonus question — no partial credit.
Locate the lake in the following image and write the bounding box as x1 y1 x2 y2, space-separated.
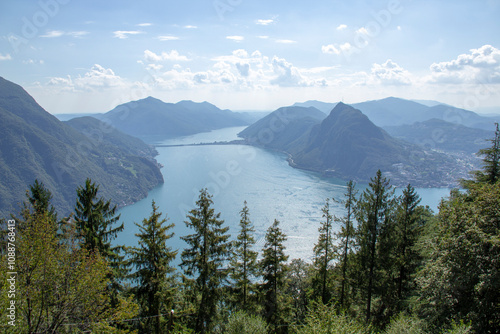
115 126 450 264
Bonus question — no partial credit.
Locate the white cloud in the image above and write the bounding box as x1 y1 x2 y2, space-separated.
137 48 332 91
157 35 180 41
226 36 244 42
41 30 89 38
23 59 44 65
40 30 65 38
276 39 297 44
137 23 152 27
48 64 126 91
256 19 274 25
184 25 198 29
68 31 89 38
301 66 339 74
322 42 352 55
257 36 269 39
0 53 12 61
336 24 347 31
356 27 369 35
271 56 311 87
113 30 143 39
371 59 412 85
429 45 500 84
144 50 190 62
322 44 340 55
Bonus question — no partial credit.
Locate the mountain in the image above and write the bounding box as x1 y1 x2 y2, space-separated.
98 97 250 140
238 106 326 151
411 99 452 107
65 116 159 158
54 112 103 121
241 102 469 187
293 97 499 131
351 97 500 130
425 104 499 130
384 119 494 155
351 97 431 127
0 77 163 218
292 100 337 114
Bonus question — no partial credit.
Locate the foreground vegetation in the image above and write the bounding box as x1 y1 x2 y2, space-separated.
1 124 499 333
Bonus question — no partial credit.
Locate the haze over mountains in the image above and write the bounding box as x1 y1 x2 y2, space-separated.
1 75 499 216
294 97 500 130
96 97 251 139
239 102 471 187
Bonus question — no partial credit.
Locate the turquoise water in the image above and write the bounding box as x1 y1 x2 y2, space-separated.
115 127 450 264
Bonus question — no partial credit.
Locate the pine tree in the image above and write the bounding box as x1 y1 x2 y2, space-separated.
312 199 335 304
394 184 425 308
22 179 57 222
261 219 289 333
230 201 259 311
338 180 357 308
355 170 395 322
127 200 177 334
180 188 232 333
470 122 500 184
74 178 125 294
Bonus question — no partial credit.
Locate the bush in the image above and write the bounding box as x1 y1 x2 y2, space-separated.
383 313 427 334
293 303 370 334
214 310 268 334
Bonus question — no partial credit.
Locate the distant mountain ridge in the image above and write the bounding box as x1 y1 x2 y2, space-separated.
240 102 470 187
293 97 500 130
98 97 250 140
0 77 163 217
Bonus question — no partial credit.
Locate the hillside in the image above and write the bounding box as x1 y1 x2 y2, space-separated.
66 116 159 158
238 106 326 151
0 77 163 218
98 97 249 140
241 102 469 187
384 118 494 155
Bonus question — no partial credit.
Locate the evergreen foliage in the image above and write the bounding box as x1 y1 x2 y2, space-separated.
2 132 500 333
338 180 357 308
354 170 395 323
469 122 500 184
261 219 289 333
393 184 428 312
180 189 232 333
416 183 500 332
74 178 126 299
229 201 259 311
312 198 335 304
127 200 177 334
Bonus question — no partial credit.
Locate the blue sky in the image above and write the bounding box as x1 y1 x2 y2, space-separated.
1 0 500 114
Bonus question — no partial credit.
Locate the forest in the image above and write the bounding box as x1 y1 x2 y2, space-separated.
0 124 499 334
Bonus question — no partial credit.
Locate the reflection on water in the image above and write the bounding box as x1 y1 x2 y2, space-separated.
115 127 450 264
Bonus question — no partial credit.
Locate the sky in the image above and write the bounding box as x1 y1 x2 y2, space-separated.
1 0 500 114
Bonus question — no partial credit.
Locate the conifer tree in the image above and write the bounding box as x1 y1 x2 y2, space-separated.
338 180 357 307
261 219 289 333
22 179 57 222
394 184 425 308
180 188 232 333
230 201 259 311
469 122 500 185
74 178 126 294
355 170 395 322
74 178 124 256
127 200 177 334
312 199 335 304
